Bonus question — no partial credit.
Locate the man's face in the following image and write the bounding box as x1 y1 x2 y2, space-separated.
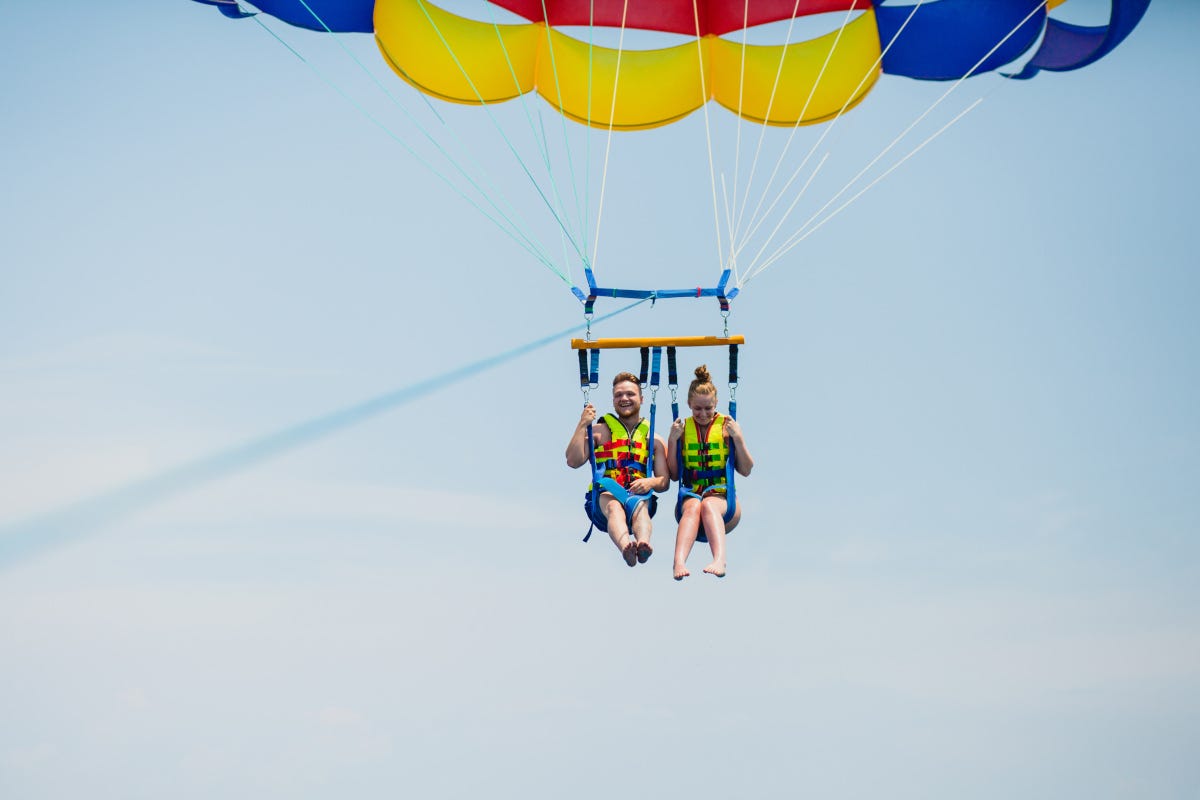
612 380 642 420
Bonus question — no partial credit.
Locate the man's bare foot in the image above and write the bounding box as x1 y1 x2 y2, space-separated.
622 540 638 567
636 542 653 564
673 562 690 581
702 561 726 578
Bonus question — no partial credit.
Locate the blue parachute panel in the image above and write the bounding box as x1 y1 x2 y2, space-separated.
1008 0 1151 79
877 0 1047 81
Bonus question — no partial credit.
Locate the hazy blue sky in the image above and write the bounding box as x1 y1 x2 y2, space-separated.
2 1 1197 798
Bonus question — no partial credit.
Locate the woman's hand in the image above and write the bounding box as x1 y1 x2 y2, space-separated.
668 418 685 443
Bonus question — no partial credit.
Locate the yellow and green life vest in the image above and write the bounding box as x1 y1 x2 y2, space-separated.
681 415 730 495
592 414 651 489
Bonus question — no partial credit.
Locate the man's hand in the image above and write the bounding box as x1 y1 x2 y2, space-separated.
627 477 656 495
579 403 597 427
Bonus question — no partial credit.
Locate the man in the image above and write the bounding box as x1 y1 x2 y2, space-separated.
565 372 669 567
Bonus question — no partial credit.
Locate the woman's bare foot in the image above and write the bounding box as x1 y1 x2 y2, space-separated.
673 562 690 581
702 560 726 578
636 542 653 564
622 539 638 567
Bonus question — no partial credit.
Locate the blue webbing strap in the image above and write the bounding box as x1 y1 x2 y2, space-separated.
722 343 739 525
576 348 589 389
667 347 679 421
582 347 600 542
587 286 740 302
667 346 683 516
647 347 662 489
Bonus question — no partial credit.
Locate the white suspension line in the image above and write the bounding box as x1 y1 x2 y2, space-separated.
732 1 927 264
255 8 566 279
740 150 830 274
739 0 1045 285
727 0 754 279
590 0 632 272
744 97 984 283
730 3 857 250
531 0 589 253
690 0 727 276
412 0 588 266
481 2 585 282
729 0 810 246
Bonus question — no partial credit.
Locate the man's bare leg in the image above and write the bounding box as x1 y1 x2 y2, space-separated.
602 494 636 566
630 502 653 563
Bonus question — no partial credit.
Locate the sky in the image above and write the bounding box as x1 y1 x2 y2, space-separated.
1 1 1198 797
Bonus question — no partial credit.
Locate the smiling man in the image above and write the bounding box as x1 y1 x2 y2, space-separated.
565 372 669 567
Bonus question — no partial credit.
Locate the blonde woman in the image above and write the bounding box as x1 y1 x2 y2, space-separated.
667 366 754 579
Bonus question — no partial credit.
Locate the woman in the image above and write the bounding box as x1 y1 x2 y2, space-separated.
667 365 754 579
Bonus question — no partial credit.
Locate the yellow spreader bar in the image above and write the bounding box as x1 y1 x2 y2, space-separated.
571 335 745 350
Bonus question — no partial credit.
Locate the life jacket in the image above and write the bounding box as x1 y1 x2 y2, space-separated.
592 414 651 489
681 414 729 495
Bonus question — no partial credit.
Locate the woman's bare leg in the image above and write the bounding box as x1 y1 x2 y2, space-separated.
674 499 701 580
699 497 728 577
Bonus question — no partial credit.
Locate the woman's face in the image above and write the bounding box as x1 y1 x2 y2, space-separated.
688 392 718 426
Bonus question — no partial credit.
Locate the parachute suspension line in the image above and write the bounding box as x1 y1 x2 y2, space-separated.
413 0 590 267
481 0 587 280
248 13 567 282
726 0 754 285
691 0 727 277
589 0 631 273
526 0 589 252
290 0 443 126
287 0 558 273
729 3 858 258
720 174 737 273
741 150 830 273
732 1 928 273
741 1 1047 285
729 0 807 254
748 98 984 280
584 1 596 273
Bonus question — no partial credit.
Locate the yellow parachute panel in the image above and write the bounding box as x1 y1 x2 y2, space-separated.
374 0 883 128
374 0 540 104
539 31 709 130
710 10 881 126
